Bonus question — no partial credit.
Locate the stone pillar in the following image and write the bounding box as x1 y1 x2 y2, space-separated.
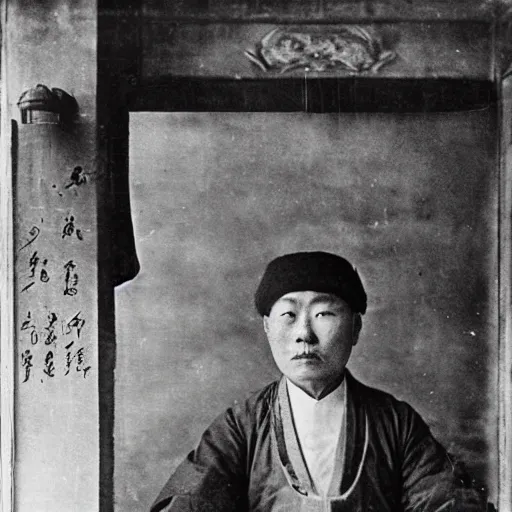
1 2 101 511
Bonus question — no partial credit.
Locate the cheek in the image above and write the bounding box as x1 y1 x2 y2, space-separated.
267 333 278 352
315 319 350 339
267 320 291 339
267 327 296 367
321 340 352 370
266 326 287 352
267 335 291 372
317 323 354 355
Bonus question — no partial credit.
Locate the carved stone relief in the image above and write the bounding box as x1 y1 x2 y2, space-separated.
245 26 396 74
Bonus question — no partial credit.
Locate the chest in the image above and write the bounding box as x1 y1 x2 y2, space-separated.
246 401 401 512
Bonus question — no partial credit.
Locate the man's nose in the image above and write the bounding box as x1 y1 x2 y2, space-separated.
295 315 317 344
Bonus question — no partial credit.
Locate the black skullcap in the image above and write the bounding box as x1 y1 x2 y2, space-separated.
255 251 367 316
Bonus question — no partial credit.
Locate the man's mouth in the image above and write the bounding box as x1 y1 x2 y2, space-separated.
292 353 321 361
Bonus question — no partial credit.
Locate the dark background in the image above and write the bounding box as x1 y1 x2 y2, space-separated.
114 110 498 511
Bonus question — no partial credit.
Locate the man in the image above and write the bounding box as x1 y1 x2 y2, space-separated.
151 251 486 511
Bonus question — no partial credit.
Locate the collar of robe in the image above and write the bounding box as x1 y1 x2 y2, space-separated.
272 370 369 500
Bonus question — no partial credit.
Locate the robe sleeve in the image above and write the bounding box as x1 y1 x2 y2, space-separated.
150 405 249 512
399 402 486 512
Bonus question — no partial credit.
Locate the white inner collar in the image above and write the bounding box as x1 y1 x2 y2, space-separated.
286 377 346 496
286 378 346 409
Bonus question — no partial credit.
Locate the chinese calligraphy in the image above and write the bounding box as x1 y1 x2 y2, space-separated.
43 351 55 378
21 255 82 296
19 225 41 251
65 166 87 189
64 311 85 338
61 214 83 241
43 312 58 346
65 341 91 378
21 250 50 293
21 350 33 383
63 260 79 296
21 311 38 345
18 176 91 384
19 310 91 381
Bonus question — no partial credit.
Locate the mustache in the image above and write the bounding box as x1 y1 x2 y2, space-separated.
292 352 321 361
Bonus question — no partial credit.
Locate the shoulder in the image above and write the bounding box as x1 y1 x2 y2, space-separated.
346 371 430 436
240 379 279 406
204 380 279 441
228 380 279 428
347 371 420 410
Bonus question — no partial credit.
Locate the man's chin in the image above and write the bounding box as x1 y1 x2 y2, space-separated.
287 364 327 382
285 366 346 387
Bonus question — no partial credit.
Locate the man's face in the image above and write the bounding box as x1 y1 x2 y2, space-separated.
263 290 361 398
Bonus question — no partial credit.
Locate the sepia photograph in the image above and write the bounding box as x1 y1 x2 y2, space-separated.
1 1 511 512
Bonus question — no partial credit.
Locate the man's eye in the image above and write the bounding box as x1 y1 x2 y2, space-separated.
316 311 335 317
281 312 296 318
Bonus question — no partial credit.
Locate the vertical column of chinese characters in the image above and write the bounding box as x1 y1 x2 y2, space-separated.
60 205 91 379
18 221 50 384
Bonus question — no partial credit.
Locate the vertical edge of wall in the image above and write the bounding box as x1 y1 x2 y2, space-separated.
97 125 116 512
499 79 512 512
96 33 116 512
498 32 512 512
0 0 15 510
97 4 143 510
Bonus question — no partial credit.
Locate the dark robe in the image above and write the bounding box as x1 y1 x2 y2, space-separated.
151 371 483 512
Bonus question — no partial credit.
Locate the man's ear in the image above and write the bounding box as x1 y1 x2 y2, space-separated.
263 315 270 334
352 314 362 346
